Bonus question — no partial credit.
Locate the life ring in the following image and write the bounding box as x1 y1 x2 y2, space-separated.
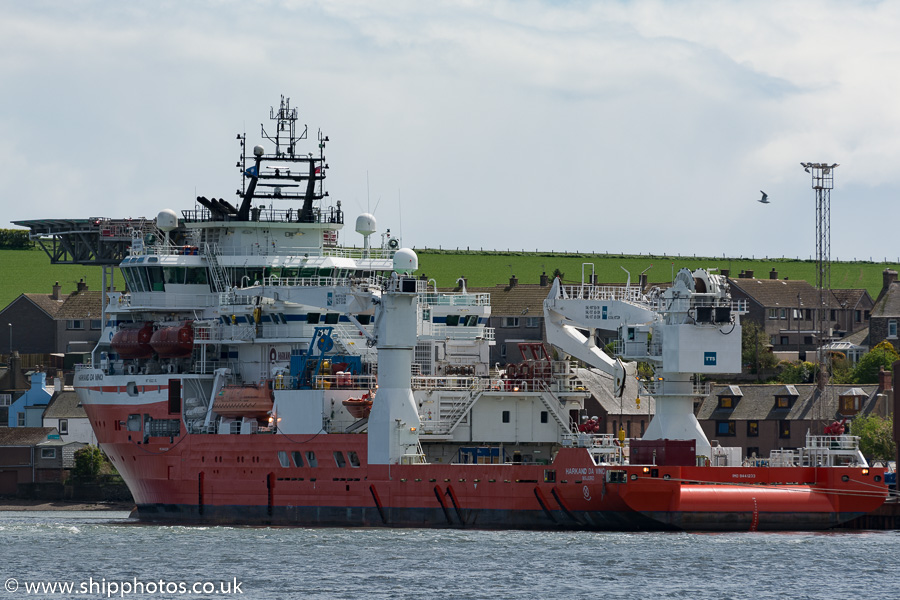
505 364 518 379
519 363 531 380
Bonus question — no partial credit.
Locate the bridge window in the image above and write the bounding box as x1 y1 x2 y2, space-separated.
291 451 304 467
277 451 290 468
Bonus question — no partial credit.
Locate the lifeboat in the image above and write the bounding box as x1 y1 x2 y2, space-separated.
342 392 373 419
110 323 154 358
149 321 194 358
212 383 274 418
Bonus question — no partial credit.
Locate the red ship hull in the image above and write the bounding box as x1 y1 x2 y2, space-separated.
81 396 888 531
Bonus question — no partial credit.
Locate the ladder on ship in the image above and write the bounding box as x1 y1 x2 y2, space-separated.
435 387 482 434
204 243 229 293
535 380 576 433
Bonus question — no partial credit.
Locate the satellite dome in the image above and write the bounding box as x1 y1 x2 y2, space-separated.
355 213 377 236
393 248 418 274
156 209 179 232
253 145 265 157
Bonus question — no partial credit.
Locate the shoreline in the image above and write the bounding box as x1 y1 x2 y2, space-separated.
0 499 135 512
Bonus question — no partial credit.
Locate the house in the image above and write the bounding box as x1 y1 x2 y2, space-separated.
0 280 103 355
869 268 900 352
727 269 872 361
0 427 80 494
0 352 30 426
695 380 889 460
462 274 554 366
7 372 52 427
43 389 95 445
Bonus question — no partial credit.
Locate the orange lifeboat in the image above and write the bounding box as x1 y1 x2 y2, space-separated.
111 323 154 358
212 383 274 418
150 322 194 358
342 392 373 419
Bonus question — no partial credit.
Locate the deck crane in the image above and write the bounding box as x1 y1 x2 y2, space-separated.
543 267 745 459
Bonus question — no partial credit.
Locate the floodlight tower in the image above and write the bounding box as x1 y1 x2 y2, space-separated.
800 162 839 384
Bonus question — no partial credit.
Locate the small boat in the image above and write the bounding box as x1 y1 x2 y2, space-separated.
149 322 194 358
342 392 373 419
110 322 154 358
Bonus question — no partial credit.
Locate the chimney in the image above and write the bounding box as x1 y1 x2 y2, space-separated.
77 278 88 292
769 268 778 280
539 272 549 287
590 274 598 285
639 273 648 291
9 351 27 389
878 269 898 304
51 281 61 300
878 366 892 394
721 269 730 278
509 275 518 288
744 270 754 278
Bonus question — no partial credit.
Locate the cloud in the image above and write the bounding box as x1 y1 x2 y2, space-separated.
1 0 899 262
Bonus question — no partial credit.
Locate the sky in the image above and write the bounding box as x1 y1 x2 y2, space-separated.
2 0 899 261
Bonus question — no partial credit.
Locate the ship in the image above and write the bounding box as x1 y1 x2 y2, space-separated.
20 97 887 530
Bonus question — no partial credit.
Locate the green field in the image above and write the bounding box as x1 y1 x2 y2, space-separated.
0 249 112 309
415 249 896 296
1 247 896 310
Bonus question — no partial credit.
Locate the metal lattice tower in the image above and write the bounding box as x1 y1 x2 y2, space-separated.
800 162 838 387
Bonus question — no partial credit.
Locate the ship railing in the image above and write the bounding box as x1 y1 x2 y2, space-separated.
218 291 259 305
260 275 368 289
559 284 646 303
127 291 218 309
412 376 490 391
180 206 344 226
419 292 492 307
768 449 800 467
799 433 867 467
648 297 748 314
313 374 377 390
193 322 257 342
638 379 710 397
329 324 377 356
424 325 495 342
420 387 485 435
611 340 662 359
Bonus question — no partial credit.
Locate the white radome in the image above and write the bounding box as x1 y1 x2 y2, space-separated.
393 248 418 274
156 209 179 232
355 213 377 236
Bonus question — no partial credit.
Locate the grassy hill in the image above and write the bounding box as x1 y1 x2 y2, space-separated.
415 249 895 296
1 247 895 310
0 249 110 309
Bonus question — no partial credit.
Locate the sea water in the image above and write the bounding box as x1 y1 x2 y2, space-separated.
1 511 897 600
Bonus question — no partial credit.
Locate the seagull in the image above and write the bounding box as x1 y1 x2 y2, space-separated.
758 191 770 204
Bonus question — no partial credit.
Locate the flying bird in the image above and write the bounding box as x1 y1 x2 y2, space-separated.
758 191 769 204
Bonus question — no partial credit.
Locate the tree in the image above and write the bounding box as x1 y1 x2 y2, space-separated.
71 445 104 482
742 321 776 377
852 341 900 384
777 360 818 384
849 414 896 462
